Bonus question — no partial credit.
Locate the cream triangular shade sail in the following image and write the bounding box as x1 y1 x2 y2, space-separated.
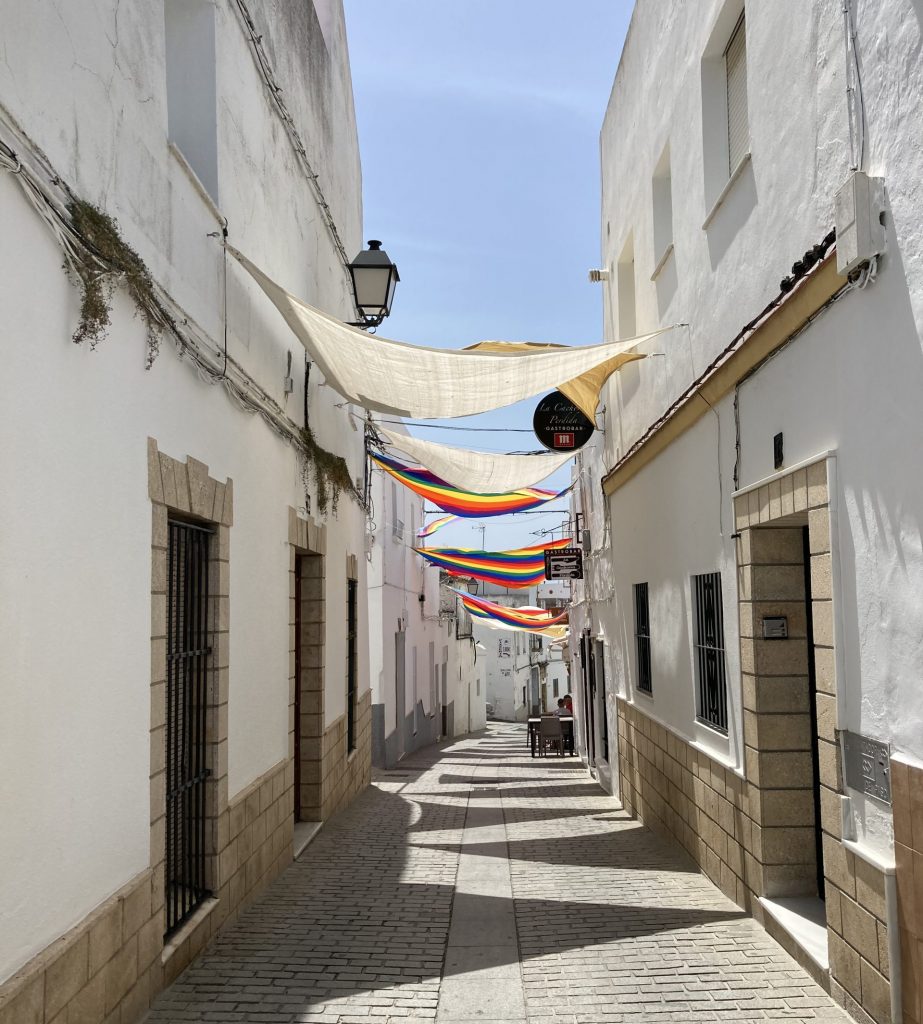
229 247 669 419
465 341 646 419
378 426 574 493
472 616 570 639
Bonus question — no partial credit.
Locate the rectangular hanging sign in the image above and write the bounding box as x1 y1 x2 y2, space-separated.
544 547 583 580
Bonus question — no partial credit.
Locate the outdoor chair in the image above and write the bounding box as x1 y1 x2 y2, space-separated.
538 715 564 757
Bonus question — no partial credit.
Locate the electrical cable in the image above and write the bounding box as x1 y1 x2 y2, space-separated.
0 115 367 512
348 410 536 433
733 279 853 489
212 224 230 379
696 391 724 539
611 232 837 479
843 0 868 172
229 0 354 285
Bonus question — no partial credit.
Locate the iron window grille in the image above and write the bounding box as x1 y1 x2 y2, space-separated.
692 571 729 732
595 640 609 761
347 578 358 752
165 519 213 937
633 582 652 694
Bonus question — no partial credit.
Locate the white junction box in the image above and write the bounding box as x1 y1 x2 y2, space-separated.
835 171 886 276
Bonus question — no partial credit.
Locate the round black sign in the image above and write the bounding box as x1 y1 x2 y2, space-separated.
532 391 595 452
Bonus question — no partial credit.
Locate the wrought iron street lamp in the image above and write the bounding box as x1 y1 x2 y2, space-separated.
347 240 399 329
465 579 480 595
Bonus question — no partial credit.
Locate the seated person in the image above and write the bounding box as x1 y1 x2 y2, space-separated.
553 698 568 716
561 694 574 716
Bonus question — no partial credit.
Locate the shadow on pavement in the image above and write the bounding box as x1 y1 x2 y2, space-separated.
146 724 723 1021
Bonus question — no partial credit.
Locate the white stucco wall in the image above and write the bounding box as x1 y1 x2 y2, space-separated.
479 585 549 722
368 454 482 761
576 0 923 861
0 0 366 982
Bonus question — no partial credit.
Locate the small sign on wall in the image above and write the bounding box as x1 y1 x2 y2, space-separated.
762 616 788 640
843 731 891 803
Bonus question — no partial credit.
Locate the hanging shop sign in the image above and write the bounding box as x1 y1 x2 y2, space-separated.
544 547 584 580
532 391 595 451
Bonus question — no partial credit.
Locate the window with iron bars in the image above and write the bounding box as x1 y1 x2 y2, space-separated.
692 571 728 732
595 639 609 761
165 519 213 937
633 582 652 694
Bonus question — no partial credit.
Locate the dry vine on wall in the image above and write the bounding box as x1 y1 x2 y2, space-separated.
66 199 173 366
64 201 361 516
299 425 360 517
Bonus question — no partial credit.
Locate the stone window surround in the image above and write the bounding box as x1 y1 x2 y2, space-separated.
148 439 232 962
0 442 308 1024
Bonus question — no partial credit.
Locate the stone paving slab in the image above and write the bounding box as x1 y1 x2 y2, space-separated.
145 725 850 1024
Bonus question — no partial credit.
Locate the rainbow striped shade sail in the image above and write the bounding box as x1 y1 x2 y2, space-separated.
416 538 573 589
371 453 563 517
417 514 457 538
455 590 570 631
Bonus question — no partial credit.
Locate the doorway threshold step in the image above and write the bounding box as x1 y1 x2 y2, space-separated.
759 896 829 971
294 821 323 859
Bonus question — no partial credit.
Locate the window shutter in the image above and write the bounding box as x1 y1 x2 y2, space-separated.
725 13 748 175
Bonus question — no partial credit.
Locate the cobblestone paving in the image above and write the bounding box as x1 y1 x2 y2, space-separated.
146 724 850 1024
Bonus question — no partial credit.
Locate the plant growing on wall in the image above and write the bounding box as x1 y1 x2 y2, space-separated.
66 199 174 366
298 425 360 517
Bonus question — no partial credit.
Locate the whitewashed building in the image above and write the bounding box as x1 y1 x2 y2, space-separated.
571 3 923 1022
480 582 569 722
0 1 373 1019
367 458 485 766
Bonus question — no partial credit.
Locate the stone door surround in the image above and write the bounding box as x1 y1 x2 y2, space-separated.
733 453 892 1023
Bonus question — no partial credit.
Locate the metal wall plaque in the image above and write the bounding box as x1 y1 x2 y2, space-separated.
544 547 583 580
762 616 788 640
843 731 891 803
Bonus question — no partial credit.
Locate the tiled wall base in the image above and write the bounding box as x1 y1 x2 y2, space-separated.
0 759 294 1024
617 698 892 1023
618 698 755 909
301 692 372 822
0 869 160 1024
163 757 294 987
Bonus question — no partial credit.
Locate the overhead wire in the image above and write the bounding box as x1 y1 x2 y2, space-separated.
229 0 354 282
843 0 868 173
0 116 369 507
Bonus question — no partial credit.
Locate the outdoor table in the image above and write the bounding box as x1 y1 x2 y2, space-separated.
528 716 576 757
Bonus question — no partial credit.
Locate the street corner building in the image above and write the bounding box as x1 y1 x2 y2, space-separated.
0 1 374 1020
568 3 923 1024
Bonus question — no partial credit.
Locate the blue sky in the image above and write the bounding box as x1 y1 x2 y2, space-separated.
344 1 634 553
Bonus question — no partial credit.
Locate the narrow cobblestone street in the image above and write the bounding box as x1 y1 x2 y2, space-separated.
146 725 850 1024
